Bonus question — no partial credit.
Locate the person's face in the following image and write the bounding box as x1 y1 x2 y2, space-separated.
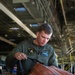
36 30 52 46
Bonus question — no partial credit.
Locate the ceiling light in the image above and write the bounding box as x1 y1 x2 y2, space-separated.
30 24 39 27
18 33 21 37
9 39 15 41
70 7 73 8
5 34 8 37
14 7 26 12
10 27 19 30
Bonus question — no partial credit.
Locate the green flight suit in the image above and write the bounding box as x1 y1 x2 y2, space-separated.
5 38 58 75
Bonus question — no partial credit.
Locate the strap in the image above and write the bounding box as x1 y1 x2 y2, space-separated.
19 60 25 75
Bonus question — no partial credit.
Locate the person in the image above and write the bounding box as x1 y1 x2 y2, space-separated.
5 23 58 75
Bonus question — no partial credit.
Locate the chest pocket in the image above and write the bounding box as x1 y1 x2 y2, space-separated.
27 48 36 54
27 47 37 60
37 50 49 65
41 50 48 57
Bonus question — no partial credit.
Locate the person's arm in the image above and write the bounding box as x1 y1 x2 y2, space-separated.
5 40 28 70
5 47 22 70
48 46 58 67
5 49 18 70
5 41 24 70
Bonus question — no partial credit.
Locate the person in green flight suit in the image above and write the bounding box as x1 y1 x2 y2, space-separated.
5 23 58 75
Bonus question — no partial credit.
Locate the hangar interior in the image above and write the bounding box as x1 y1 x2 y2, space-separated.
0 0 75 74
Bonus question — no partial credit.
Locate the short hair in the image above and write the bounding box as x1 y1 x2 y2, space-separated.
38 23 53 34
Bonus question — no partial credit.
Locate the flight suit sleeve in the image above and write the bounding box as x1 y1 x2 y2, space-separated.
48 46 58 67
5 50 17 70
5 41 26 70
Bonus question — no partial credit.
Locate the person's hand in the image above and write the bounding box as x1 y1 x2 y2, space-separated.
14 52 27 60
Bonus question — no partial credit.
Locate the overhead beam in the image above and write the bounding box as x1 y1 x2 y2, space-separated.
0 36 17 47
13 1 42 20
13 1 42 25
1 18 44 24
22 3 36 20
13 0 30 3
21 18 44 23
60 0 68 25
0 2 36 38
